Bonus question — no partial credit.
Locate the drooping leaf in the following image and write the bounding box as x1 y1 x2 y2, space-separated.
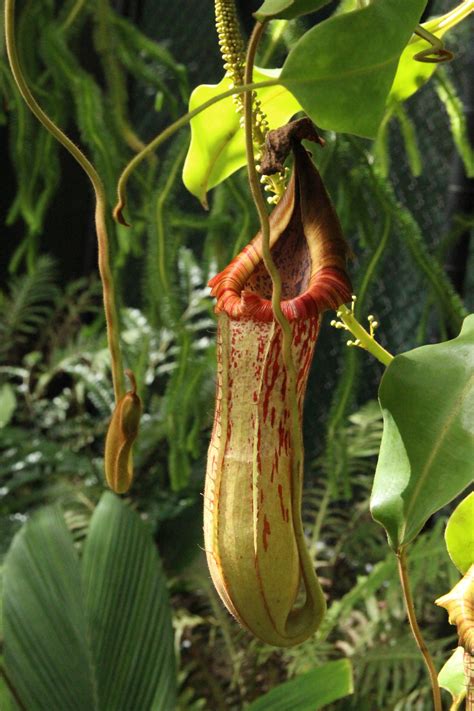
445 492 474 574
279 0 427 138
438 646 467 705
182 67 301 206
371 315 474 551
388 3 473 104
247 659 353 710
3 494 177 711
82 493 177 711
254 0 331 22
3 507 98 711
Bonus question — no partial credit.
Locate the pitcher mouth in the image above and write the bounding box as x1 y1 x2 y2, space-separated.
208 142 352 323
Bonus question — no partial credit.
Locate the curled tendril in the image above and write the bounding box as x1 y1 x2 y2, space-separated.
413 25 454 64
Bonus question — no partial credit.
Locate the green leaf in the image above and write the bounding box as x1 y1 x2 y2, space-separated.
247 659 353 710
445 492 474 574
3 494 177 711
438 646 466 705
3 507 98 710
254 0 330 22
82 492 177 711
279 0 427 138
371 315 474 551
182 67 301 206
388 3 473 104
0 384 16 428
0 673 14 711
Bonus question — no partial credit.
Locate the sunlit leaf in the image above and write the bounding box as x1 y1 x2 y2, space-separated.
247 659 353 710
254 0 330 22
388 2 473 104
445 492 474 574
438 646 467 705
182 67 301 206
371 315 474 551
279 0 427 138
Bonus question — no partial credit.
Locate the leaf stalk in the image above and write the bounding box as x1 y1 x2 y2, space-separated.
397 547 442 711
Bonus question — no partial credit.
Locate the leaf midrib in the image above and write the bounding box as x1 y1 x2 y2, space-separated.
282 54 399 86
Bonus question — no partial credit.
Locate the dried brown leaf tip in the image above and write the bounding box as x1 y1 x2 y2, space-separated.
259 117 324 176
104 369 142 494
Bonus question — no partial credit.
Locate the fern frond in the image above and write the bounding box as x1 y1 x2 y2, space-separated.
350 634 452 710
435 68 474 178
0 255 58 360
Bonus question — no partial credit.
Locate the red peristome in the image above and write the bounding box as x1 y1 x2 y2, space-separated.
209 143 351 322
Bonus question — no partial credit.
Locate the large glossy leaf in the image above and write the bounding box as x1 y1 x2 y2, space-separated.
3 493 177 711
3 507 97 710
279 0 427 138
247 659 353 710
388 3 473 104
254 0 331 21
445 492 474 574
371 315 474 551
82 492 176 711
182 67 301 206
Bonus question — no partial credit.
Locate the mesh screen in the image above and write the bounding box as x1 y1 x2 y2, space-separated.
134 0 473 460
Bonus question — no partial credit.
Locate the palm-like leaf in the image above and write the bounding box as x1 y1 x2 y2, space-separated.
3 492 176 710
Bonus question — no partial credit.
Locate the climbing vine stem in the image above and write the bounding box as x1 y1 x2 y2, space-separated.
397 547 443 711
4 0 125 402
243 19 321 616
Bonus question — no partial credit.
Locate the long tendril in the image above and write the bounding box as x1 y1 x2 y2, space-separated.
4 0 125 402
